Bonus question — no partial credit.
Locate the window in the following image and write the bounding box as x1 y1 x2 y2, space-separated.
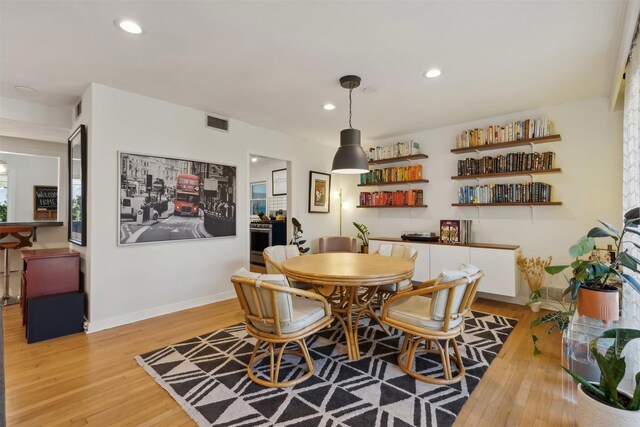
250 181 267 215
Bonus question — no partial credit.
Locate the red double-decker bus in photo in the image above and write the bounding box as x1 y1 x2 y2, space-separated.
174 173 200 216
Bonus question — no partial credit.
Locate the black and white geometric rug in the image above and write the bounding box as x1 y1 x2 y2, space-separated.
136 310 516 427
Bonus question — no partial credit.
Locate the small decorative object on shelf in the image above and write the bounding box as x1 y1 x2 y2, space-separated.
457 182 553 204
455 117 553 149
359 189 423 207
368 140 420 161
289 217 309 254
352 222 369 253
439 220 472 244
517 255 552 312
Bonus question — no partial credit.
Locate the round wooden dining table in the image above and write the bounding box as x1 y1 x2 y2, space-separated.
281 252 414 360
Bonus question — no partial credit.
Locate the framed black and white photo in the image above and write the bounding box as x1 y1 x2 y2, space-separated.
272 168 287 196
118 152 236 245
308 171 331 213
68 124 87 246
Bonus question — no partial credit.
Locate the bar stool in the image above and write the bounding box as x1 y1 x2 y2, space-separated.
0 225 33 306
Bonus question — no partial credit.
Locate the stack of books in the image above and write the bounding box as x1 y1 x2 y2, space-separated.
368 140 420 161
457 152 555 176
360 165 423 184
455 117 553 149
439 220 472 244
457 182 552 204
359 190 424 207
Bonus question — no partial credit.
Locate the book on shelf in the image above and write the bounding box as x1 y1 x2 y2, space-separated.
368 140 421 161
360 164 423 184
456 151 555 176
439 219 472 244
457 182 552 204
455 117 554 149
359 189 423 207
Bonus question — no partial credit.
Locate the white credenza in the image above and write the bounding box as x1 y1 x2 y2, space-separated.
369 238 521 298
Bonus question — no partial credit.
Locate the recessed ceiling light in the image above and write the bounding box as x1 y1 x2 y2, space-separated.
251 157 258 162
423 69 442 79
114 19 142 34
14 85 36 93
323 104 336 111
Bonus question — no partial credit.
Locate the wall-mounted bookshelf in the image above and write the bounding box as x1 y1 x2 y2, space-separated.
357 179 429 187
368 153 428 165
451 168 562 180
452 202 562 207
357 205 428 208
451 135 561 154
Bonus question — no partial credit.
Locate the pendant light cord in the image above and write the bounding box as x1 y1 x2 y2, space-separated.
349 86 353 129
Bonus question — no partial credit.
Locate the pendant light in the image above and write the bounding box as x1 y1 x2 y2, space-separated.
331 75 370 174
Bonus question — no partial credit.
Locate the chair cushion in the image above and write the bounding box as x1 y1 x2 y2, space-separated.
377 243 416 260
253 297 326 334
386 295 463 331
319 236 356 253
232 268 294 324
263 245 300 274
429 264 480 320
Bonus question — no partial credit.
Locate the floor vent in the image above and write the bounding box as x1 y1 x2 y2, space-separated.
206 114 229 132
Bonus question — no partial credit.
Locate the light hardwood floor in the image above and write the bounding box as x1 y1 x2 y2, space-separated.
3 298 576 426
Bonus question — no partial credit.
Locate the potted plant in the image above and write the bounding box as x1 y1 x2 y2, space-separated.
353 222 369 253
564 328 640 426
546 207 640 322
289 217 309 254
517 255 552 312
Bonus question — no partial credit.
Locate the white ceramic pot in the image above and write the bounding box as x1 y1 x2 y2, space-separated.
530 302 541 313
577 383 640 426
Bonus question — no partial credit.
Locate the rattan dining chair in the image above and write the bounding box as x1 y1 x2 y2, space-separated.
263 245 312 289
372 243 418 304
381 267 484 385
231 269 332 388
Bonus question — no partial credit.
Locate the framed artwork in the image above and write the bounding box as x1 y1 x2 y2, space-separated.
68 124 87 246
272 168 287 196
308 171 331 213
118 151 237 245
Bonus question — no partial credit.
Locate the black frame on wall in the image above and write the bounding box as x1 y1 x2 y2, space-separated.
68 124 87 246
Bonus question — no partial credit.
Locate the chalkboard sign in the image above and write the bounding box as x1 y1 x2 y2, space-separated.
34 185 58 211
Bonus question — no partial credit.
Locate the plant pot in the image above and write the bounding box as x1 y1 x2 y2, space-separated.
361 245 369 254
577 286 619 322
530 301 541 313
577 383 639 426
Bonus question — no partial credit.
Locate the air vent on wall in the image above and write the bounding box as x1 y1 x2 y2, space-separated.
206 114 229 132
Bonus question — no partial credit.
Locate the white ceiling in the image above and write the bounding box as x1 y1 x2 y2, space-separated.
0 0 629 145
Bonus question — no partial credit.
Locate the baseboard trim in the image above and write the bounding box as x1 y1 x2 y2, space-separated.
477 291 528 306
86 291 237 333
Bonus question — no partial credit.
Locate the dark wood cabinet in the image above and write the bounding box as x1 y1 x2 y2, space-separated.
20 248 81 326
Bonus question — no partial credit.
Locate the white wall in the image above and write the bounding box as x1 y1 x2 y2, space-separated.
81 84 339 332
249 158 287 198
343 97 623 297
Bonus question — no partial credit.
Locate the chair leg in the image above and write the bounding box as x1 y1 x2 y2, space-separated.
450 338 466 379
247 339 315 388
396 333 466 385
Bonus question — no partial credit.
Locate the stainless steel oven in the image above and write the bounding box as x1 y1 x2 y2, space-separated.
250 221 286 265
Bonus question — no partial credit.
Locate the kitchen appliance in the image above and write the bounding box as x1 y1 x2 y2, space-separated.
250 220 287 266
400 232 439 242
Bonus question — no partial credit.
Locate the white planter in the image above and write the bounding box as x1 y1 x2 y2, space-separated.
577 383 640 427
530 302 541 313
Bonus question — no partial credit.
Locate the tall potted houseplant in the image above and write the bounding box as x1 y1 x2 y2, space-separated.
546 207 640 322
353 222 369 254
564 328 640 426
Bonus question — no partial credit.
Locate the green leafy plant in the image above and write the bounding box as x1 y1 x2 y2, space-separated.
352 222 369 246
0 201 6 222
545 207 640 299
289 217 309 254
564 328 640 411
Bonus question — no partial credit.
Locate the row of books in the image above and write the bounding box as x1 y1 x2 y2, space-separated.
455 117 553 148
359 190 424 207
440 220 472 244
368 140 420 161
457 152 555 176
457 182 553 204
360 165 423 184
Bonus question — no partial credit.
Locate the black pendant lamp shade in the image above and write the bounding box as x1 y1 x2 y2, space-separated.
331 75 370 174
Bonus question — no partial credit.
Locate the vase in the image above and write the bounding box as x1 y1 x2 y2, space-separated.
530 302 541 313
361 245 369 254
577 383 639 426
577 286 619 322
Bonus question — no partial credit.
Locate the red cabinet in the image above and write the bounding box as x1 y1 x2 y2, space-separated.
20 248 81 324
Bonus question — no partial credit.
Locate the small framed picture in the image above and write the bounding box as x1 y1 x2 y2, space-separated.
308 171 331 213
272 168 287 196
